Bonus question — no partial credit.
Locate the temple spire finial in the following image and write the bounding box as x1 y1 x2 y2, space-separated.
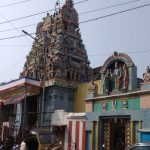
55 0 60 12
66 0 74 5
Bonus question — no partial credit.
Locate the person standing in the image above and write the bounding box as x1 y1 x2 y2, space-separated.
20 133 39 150
1 136 14 150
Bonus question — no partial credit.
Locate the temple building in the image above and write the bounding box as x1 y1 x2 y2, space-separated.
82 52 150 150
0 0 150 150
20 0 92 131
0 0 92 148
0 78 41 142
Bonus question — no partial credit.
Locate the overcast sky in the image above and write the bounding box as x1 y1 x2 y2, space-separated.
0 0 150 82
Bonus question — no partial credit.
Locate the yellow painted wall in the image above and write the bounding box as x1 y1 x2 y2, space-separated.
74 80 101 112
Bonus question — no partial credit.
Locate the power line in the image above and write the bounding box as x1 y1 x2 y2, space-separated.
0 0 32 8
88 49 150 56
0 10 50 25
0 33 35 41
0 0 88 42
0 45 31 46
0 0 88 25
0 0 143 34
75 0 88 4
0 12 32 43
0 2 150 41
80 0 141 15
0 49 149 78
0 1 149 78
0 24 37 33
80 3 150 24
0 56 26 76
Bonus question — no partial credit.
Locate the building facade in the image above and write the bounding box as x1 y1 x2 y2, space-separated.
0 1 150 150
0 78 41 142
84 52 150 150
0 0 92 148
20 0 92 129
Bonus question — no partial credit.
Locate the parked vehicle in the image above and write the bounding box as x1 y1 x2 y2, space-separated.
125 143 150 150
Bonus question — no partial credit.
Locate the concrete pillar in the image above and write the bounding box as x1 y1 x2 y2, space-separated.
138 121 143 142
138 121 142 129
130 121 135 144
91 121 94 150
96 121 100 150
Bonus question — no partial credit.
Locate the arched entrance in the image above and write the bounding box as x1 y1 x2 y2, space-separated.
100 52 137 94
100 116 130 150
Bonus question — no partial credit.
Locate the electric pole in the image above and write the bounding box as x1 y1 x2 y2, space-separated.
22 30 48 129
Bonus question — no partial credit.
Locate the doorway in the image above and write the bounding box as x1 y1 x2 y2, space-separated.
101 117 130 150
26 95 38 128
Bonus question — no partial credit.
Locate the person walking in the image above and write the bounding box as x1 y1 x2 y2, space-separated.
20 133 39 150
1 136 14 150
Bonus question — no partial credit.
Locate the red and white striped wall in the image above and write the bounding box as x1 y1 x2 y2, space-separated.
64 113 86 150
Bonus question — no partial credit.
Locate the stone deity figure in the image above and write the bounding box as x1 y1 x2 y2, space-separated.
112 101 117 110
122 65 129 90
102 102 107 111
122 100 128 109
112 62 122 90
143 66 150 83
103 69 111 94
88 80 97 94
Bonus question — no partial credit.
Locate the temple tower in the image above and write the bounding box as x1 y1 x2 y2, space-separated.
21 0 92 83
20 0 92 126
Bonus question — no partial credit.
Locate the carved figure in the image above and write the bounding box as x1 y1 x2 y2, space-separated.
20 0 92 83
103 69 111 94
69 68 74 80
47 64 54 78
56 33 63 44
112 101 117 110
55 67 62 77
122 65 129 90
88 80 97 94
102 102 107 111
122 100 128 109
73 68 77 80
112 62 122 90
143 66 150 83
52 53 62 67
77 68 81 82
62 68 68 78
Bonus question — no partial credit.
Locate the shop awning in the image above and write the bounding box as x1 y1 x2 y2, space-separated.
3 94 26 105
0 77 42 105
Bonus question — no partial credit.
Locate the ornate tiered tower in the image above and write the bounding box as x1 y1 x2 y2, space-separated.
20 0 92 126
21 0 92 85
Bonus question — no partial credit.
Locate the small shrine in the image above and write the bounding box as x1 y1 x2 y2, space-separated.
84 52 150 150
100 51 137 95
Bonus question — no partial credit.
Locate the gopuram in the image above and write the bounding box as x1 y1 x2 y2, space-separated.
20 0 92 84
20 0 92 127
